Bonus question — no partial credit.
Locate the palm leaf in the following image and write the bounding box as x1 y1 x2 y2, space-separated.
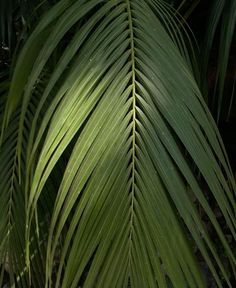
0 66 58 287
1 0 236 287
200 0 236 122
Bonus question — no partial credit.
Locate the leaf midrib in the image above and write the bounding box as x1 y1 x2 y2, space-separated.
126 0 136 271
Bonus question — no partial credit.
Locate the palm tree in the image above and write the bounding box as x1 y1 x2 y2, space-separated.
0 0 235 287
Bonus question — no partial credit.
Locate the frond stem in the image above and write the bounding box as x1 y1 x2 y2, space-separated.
126 0 136 273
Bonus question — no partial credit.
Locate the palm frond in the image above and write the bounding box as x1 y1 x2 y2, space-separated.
200 0 236 122
1 0 236 287
0 67 59 288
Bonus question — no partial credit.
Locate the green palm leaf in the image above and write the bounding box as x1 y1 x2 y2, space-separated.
0 64 57 288
1 0 236 287
200 0 236 122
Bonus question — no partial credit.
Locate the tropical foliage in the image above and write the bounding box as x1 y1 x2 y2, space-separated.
0 0 235 287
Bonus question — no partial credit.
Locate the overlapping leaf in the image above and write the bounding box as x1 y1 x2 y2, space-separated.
200 0 236 122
